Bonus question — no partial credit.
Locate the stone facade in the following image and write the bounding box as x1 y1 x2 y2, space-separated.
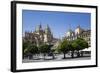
23 24 91 47
65 25 91 46
23 24 54 46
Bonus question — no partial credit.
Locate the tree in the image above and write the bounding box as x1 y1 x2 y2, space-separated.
58 39 69 59
73 38 89 57
23 41 31 59
68 41 75 58
80 39 89 57
28 44 39 55
39 44 50 59
24 44 39 59
72 39 80 58
48 45 55 59
51 49 55 59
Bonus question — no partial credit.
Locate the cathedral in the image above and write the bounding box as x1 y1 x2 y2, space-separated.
23 23 91 48
23 24 54 46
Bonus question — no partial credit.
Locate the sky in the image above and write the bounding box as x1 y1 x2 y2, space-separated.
22 10 91 38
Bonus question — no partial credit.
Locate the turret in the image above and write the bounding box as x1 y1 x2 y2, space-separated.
66 24 74 37
36 24 42 32
44 24 53 44
44 24 51 34
75 25 83 35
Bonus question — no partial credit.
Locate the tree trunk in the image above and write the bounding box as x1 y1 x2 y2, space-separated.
77 51 80 57
22 51 24 59
81 51 83 57
71 51 74 58
43 53 45 60
52 53 55 59
63 53 66 59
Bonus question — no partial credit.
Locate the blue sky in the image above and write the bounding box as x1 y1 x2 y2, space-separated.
22 10 91 38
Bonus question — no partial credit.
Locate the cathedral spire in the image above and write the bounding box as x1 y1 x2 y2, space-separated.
36 22 42 32
45 24 51 34
45 24 49 31
46 24 49 29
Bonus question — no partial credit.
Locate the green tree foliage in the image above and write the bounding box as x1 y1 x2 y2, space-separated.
39 44 50 59
23 42 31 58
28 44 38 54
50 49 55 59
73 38 89 57
24 44 38 55
48 45 55 59
23 42 39 59
58 39 70 59
68 41 75 58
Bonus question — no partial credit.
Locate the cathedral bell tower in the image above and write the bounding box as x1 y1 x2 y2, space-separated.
44 24 53 44
35 24 42 34
35 23 44 45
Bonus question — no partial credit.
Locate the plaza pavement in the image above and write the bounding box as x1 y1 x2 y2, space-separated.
22 54 91 63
